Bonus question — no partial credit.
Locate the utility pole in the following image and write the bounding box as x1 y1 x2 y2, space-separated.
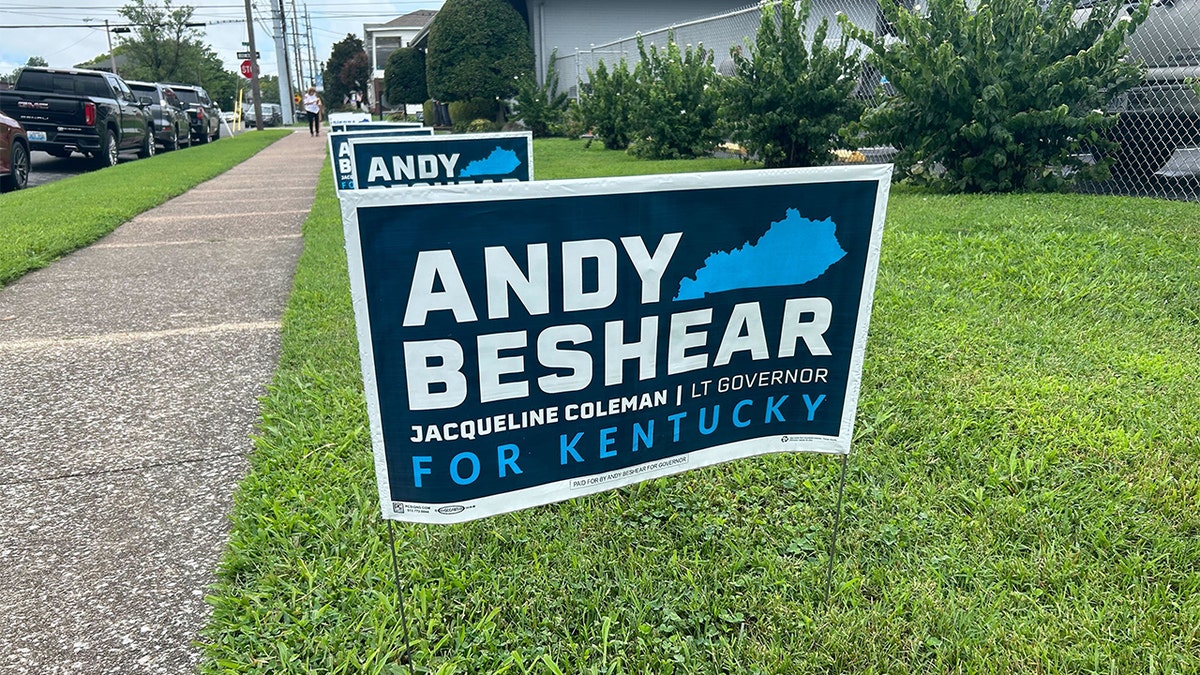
104 20 118 75
243 0 264 130
291 0 305 91
305 6 319 89
273 0 295 125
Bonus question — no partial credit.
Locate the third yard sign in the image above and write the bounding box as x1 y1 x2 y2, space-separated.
339 165 891 523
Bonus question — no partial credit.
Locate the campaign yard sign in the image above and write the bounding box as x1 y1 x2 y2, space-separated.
329 127 435 192
329 121 426 132
339 165 890 523
326 111 372 127
344 131 533 189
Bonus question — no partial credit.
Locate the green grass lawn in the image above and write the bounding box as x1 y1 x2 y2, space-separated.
0 129 290 287
197 139 1200 673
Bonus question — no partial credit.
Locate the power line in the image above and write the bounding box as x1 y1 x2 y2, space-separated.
0 21 205 28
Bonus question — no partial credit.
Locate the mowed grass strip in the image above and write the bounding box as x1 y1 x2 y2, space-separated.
202 142 1200 673
0 129 291 287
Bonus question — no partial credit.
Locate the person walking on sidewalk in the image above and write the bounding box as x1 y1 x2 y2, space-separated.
303 86 323 137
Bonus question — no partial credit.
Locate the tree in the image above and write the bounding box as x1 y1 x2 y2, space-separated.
425 0 534 105
512 48 569 136
3 56 48 84
256 75 281 104
626 34 723 159
721 0 865 168
141 41 238 109
323 34 369 111
843 0 1149 192
578 59 637 150
116 0 204 82
384 48 427 113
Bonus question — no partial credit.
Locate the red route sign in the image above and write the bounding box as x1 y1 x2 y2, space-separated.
240 60 253 79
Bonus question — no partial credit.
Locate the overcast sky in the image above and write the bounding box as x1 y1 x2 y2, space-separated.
0 0 444 83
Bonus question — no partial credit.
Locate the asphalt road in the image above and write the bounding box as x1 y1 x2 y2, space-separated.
27 121 242 189
27 151 117 189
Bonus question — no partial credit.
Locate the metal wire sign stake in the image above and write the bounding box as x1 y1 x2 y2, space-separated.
336 155 890 661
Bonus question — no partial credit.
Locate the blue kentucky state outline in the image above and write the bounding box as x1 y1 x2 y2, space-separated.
458 146 522 177
675 208 848 300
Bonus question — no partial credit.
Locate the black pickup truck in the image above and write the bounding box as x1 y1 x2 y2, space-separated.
0 66 154 167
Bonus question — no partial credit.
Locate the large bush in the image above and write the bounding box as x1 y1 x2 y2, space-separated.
578 59 637 150
627 34 723 159
512 49 570 137
721 0 865 168
425 0 534 107
383 47 426 111
844 0 1148 192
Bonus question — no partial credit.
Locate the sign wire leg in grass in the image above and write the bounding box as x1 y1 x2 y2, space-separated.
824 454 850 604
386 520 418 675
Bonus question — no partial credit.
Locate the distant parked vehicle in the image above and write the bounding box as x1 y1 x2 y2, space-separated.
244 102 283 127
167 83 221 143
126 80 191 151
1 110 31 192
0 66 154 167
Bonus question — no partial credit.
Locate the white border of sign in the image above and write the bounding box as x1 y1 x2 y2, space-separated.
340 164 891 523
326 111 372 126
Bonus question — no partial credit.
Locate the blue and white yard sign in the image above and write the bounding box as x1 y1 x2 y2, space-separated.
345 131 533 189
326 111 372 127
329 121 426 132
339 165 890 523
329 127 435 192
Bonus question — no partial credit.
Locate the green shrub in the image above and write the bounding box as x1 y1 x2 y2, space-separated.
512 48 570 137
558 100 588 138
448 97 500 126
465 118 499 133
425 0 534 102
843 0 1149 193
627 33 723 160
578 59 637 150
721 0 864 168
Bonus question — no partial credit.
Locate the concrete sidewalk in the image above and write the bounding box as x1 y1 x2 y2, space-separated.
0 131 326 674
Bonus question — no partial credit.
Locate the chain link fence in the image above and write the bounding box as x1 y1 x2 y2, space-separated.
553 0 1200 201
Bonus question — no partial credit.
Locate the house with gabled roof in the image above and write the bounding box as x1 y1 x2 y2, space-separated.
363 9 438 111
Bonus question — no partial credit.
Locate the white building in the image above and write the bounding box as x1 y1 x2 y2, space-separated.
363 9 438 111
507 0 884 90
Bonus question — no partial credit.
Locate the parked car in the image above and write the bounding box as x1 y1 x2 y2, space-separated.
1076 0 1200 174
126 80 191 151
166 83 221 143
243 102 283 127
0 66 154 167
1 110 31 192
